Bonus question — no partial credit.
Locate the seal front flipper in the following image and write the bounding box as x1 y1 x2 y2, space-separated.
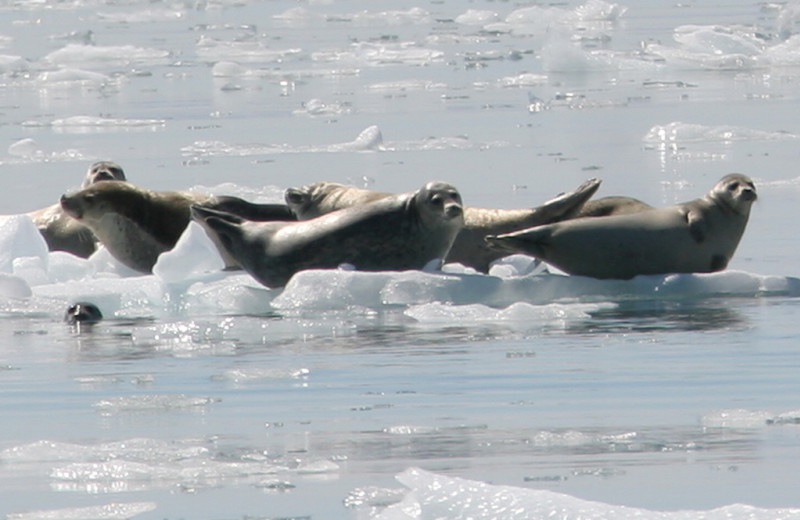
684 208 707 243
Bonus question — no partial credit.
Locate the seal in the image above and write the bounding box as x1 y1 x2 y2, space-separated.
285 178 603 272
574 195 653 217
81 160 127 188
28 161 127 258
191 181 465 288
59 181 296 273
484 174 757 279
64 302 103 325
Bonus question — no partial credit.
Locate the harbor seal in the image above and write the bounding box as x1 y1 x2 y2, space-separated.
191 181 464 288
64 302 103 325
484 174 757 279
59 182 297 273
285 178 603 272
28 161 127 258
81 160 127 188
574 195 653 217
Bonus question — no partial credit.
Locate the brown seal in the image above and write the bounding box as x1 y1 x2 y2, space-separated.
28 161 127 258
191 181 465 288
485 174 757 279
59 181 295 273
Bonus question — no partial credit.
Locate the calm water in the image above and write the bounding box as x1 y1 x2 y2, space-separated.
1 1 800 519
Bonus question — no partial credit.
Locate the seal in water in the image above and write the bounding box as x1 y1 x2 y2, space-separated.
59 182 295 273
64 302 103 325
285 178 604 272
484 174 757 279
191 181 465 288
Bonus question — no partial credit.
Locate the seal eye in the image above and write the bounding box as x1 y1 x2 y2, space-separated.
430 195 444 207
728 182 739 191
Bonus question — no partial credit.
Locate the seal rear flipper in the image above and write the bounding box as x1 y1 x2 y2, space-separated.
484 226 551 259
533 178 602 222
205 196 297 222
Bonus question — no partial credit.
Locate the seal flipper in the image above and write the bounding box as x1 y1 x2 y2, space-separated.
484 225 552 259
684 208 707 243
200 196 296 222
531 178 602 222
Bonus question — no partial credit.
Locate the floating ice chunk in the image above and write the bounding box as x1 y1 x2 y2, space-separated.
672 25 763 57
0 54 30 73
36 68 114 87
643 121 799 144
365 79 446 92
6 501 156 520
49 115 166 130
47 251 94 283
43 43 170 68
0 215 49 274
455 10 499 26
7 138 41 158
496 73 548 87
93 394 220 414
573 0 627 21
218 367 310 382
762 34 800 66
0 273 31 299
365 467 800 520
404 301 599 325
96 8 185 23
296 459 339 474
12 255 49 286
211 60 251 77
153 221 225 284
196 38 302 63
767 410 800 425
701 409 772 428
325 125 384 151
293 98 351 117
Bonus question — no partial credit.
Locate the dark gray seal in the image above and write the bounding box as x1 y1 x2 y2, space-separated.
485 174 757 279
64 302 103 325
285 179 604 273
28 161 127 258
59 181 296 273
191 181 465 288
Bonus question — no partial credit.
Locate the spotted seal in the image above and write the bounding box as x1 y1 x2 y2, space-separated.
191 181 465 288
284 178 604 272
59 181 294 273
484 174 757 279
28 161 127 258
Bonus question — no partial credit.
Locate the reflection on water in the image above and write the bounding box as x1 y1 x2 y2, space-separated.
580 299 746 333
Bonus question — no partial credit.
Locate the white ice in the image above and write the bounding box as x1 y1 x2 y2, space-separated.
358 467 800 520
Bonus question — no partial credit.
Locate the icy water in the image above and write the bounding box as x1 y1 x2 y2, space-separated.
2 1 800 519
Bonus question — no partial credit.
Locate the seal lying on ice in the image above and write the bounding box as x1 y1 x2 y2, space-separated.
284 178 606 272
28 161 127 258
485 174 757 279
59 181 294 273
191 181 465 288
